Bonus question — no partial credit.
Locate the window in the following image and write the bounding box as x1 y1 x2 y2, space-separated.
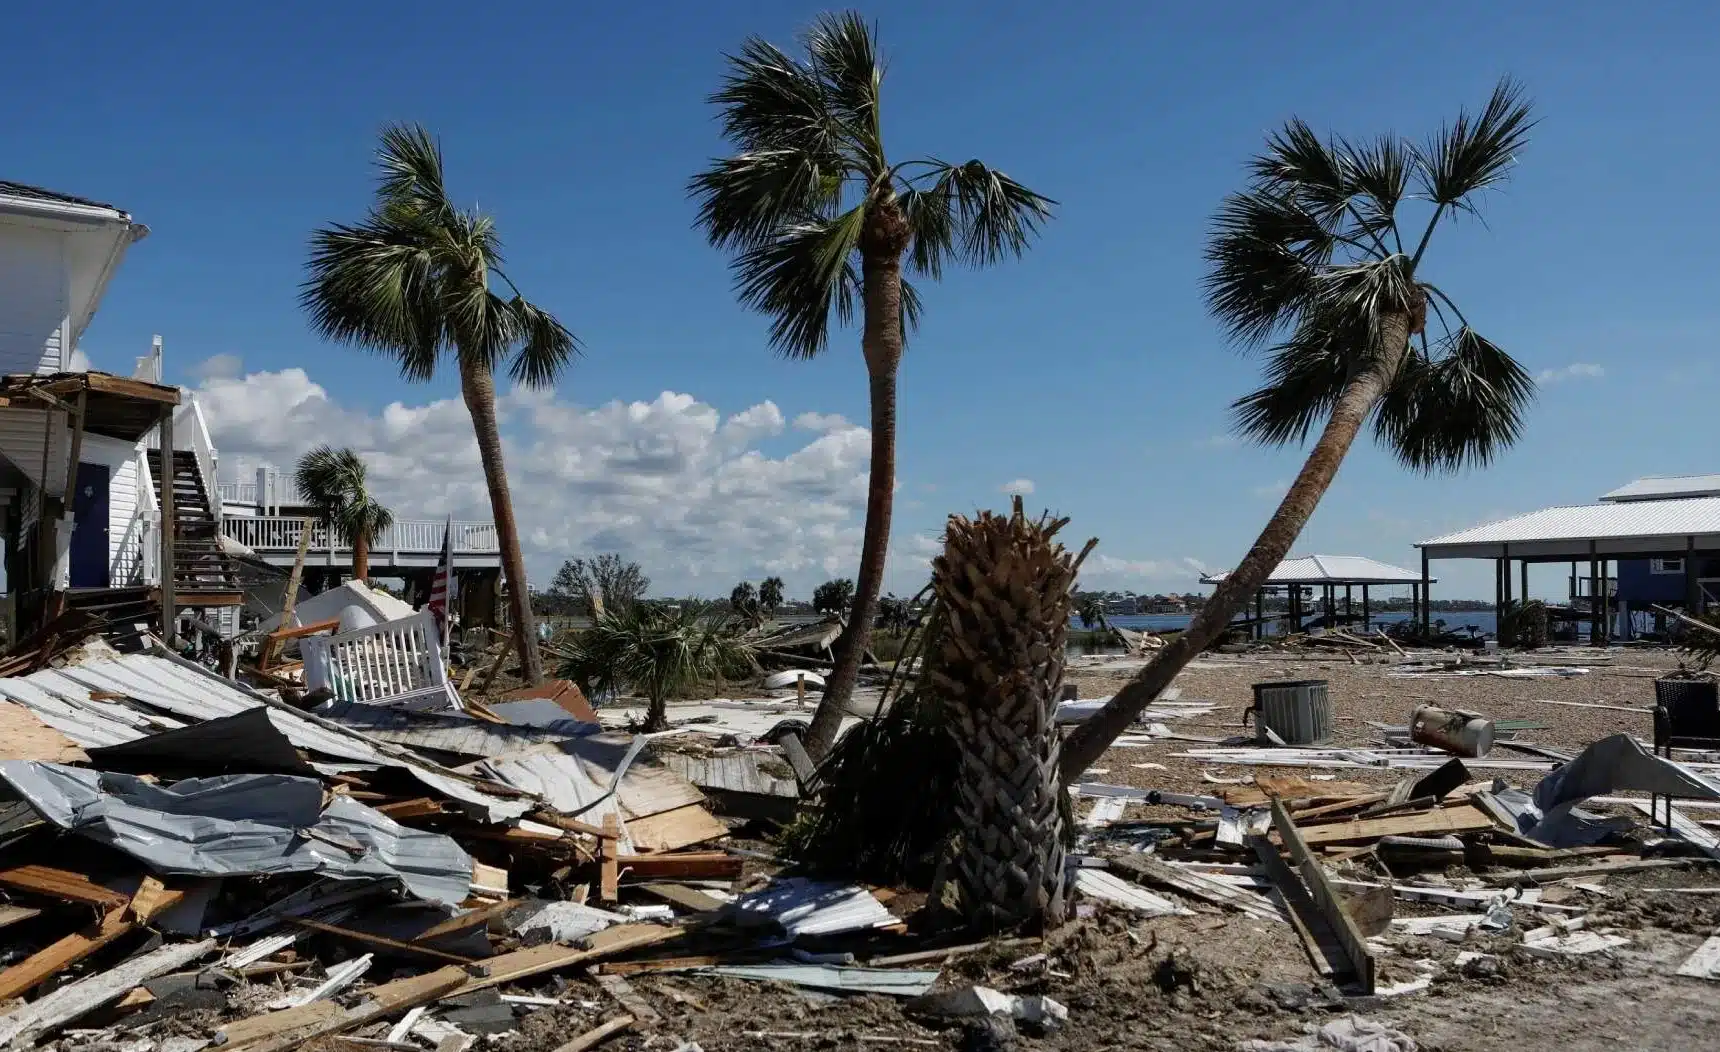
1651 557 1685 575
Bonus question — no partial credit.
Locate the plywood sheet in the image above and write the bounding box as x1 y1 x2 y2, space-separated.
0 700 88 763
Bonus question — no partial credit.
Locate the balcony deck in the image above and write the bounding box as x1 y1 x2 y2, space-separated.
221 514 501 571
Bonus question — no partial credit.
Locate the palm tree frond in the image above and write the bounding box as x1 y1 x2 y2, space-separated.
897 183 954 279
1229 318 1354 446
302 218 445 379
733 209 865 359
1203 190 1332 346
506 296 581 388
1314 256 1420 356
690 149 845 249
1250 118 1353 224
375 123 452 219
711 37 846 161
806 11 885 172
1414 77 1535 211
899 276 922 341
916 159 1054 268
1374 327 1534 474
1343 134 1410 235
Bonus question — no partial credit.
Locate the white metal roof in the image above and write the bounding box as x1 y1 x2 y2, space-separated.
1202 554 1425 586
1599 474 1720 502
1419 496 1720 560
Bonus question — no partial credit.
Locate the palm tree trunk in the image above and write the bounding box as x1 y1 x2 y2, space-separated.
352 532 370 582
458 355 544 685
932 500 1077 929
1059 312 1413 782
802 238 906 761
645 691 667 733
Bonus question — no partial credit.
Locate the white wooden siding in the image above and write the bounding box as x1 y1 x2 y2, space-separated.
0 223 69 374
77 434 145 585
0 407 69 497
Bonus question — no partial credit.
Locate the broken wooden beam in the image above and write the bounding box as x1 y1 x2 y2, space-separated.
1270 798 1377 993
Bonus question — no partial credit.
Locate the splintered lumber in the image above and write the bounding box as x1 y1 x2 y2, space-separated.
378 797 445 820
625 804 729 853
414 898 518 942
232 962 471 1045
288 917 479 964
593 972 661 1025
600 814 621 902
270 617 343 642
1271 799 1376 993
469 861 509 899
1487 858 1694 884
0 865 131 910
0 937 214 1048
615 852 744 881
636 883 726 913
555 1014 636 1052
1107 854 1282 923
1291 803 1495 847
0 908 134 1001
128 876 185 924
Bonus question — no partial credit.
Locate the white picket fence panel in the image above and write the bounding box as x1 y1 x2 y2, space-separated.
300 610 461 712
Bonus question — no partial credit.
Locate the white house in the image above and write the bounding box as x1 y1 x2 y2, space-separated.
0 180 237 639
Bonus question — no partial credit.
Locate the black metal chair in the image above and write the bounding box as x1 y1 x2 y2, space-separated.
1652 677 1720 830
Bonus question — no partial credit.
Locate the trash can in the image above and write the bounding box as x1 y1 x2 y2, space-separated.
1249 679 1331 745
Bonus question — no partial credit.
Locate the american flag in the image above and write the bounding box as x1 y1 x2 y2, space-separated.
427 515 455 646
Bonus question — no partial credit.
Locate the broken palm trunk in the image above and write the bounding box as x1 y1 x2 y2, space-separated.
930 497 1095 930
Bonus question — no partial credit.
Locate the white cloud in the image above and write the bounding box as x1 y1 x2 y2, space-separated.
1537 362 1605 383
1079 553 1210 589
192 353 244 381
1000 478 1036 496
196 360 877 596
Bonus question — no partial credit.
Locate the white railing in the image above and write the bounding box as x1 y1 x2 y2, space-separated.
184 395 219 516
139 455 160 586
219 481 259 504
221 515 500 555
301 609 461 711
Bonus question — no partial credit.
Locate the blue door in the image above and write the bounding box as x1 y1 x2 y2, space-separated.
70 462 109 588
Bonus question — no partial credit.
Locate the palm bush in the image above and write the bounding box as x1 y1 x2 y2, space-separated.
561 603 756 731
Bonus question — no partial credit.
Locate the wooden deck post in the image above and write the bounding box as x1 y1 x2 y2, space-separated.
1519 560 1529 607
1419 548 1431 634
159 404 176 648
1361 584 1369 631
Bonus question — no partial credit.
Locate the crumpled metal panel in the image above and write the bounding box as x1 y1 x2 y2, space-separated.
732 877 898 936
0 654 533 823
0 760 473 906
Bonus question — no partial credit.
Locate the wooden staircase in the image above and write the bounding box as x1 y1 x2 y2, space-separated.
147 448 242 605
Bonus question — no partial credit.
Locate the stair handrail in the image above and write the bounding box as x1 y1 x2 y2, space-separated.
139 452 160 586
182 393 221 518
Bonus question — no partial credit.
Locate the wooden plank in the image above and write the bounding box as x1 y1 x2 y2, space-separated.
581 923 678 955
270 617 343 641
600 814 620 901
0 865 130 910
614 852 743 881
0 905 43 931
128 876 186 924
288 917 478 964
636 883 726 913
0 701 89 762
1251 837 1340 978
238 965 470 1052
414 899 518 942
458 925 679 993
778 733 820 792
1108 853 1282 923
1677 933 1720 979
1486 857 1693 884
600 955 725 976
0 937 213 1048
377 797 445 820
470 861 510 899
1271 799 1375 993
1292 803 1494 847
593 972 660 1026
624 803 728 854
0 909 133 1001
554 1014 635 1052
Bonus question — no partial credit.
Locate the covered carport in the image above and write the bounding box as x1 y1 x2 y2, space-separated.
1201 554 1432 638
1416 497 1720 642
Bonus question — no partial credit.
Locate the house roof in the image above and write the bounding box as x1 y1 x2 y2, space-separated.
1599 474 1720 503
1419 496 1720 560
0 180 124 215
1202 554 1426 586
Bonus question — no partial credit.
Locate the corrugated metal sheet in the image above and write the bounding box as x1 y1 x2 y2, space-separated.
0 761 473 905
1600 474 1720 502
1203 554 1423 585
328 703 578 758
1419 497 1720 551
732 878 898 936
0 652 533 823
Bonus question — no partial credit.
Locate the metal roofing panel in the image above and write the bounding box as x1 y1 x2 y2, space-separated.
1418 497 1720 549
0 653 533 823
1599 474 1720 502
1203 554 1424 586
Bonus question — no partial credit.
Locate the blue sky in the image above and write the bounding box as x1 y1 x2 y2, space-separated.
5 1 1716 599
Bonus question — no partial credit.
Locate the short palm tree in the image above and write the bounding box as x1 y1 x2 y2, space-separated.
303 124 575 685
294 446 394 582
562 603 756 731
931 498 1093 929
729 581 762 627
691 12 1053 761
1075 596 1109 632
1063 80 1537 779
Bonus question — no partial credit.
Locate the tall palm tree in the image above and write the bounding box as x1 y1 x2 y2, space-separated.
758 576 785 617
1062 80 1537 780
303 125 576 685
691 12 1054 761
931 498 1092 929
562 602 756 731
294 446 395 582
